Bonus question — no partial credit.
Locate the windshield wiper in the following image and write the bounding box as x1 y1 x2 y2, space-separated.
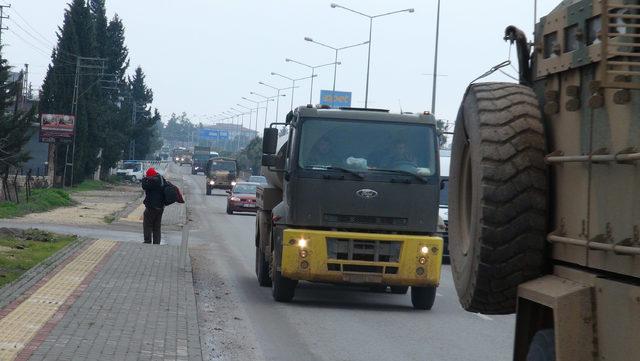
373 169 429 183
306 165 364 179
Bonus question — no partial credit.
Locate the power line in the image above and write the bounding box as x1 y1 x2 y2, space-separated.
0 3 10 45
8 16 52 50
8 6 52 46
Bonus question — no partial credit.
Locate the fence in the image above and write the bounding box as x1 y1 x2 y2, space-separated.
1 168 50 203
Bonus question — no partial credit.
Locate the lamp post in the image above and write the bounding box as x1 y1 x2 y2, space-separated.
242 97 274 133
250 91 285 131
258 82 298 122
230 107 248 151
304 37 369 106
285 58 340 104
271 72 317 110
330 3 414 108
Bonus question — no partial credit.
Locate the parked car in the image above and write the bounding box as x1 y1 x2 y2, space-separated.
225 182 259 214
248 175 267 185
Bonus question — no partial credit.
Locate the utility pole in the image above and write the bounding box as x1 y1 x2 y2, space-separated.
130 101 137 159
0 4 10 45
431 0 441 115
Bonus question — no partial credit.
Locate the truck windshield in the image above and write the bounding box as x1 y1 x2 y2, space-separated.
193 154 209 162
209 161 236 172
298 118 436 177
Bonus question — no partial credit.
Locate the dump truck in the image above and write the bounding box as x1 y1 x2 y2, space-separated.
192 146 211 175
448 1 640 359
255 106 443 310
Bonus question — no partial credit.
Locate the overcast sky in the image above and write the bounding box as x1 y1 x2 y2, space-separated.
4 1 558 131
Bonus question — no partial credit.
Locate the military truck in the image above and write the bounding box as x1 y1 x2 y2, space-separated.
205 157 237 194
448 1 640 359
192 146 211 175
255 106 443 310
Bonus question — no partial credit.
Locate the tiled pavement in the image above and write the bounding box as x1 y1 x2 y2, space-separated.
0 241 202 361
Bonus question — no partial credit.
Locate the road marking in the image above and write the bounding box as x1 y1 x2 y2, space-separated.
436 292 444 297
474 313 493 321
0 240 117 360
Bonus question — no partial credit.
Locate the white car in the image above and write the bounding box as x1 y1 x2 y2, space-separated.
116 161 145 182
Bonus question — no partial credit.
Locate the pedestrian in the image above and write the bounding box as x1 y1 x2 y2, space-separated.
141 167 165 244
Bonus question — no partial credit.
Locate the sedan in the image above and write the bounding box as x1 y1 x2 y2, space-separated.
226 182 259 214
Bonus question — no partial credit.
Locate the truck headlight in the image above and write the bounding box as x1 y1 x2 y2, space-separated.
209 180 215 185
420 246 429 255
297 238 308 249
231 181 237 186
230 197 240 201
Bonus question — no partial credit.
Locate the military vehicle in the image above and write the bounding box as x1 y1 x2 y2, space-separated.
448 1 640 359
205 157 238 194
255 106 443 309
192 146 211 174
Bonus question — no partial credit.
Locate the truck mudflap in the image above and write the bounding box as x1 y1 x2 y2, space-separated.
281 229 443 287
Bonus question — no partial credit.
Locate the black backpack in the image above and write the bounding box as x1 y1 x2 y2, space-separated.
162 179 179 206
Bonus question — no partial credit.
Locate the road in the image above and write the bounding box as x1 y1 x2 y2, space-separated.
179 165 515 361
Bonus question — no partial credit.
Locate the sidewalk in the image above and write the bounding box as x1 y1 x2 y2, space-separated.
0 240 202 361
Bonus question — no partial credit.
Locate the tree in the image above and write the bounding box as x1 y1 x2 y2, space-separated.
128 66 160 159
237 137 263 175
436 119 450 148
0 52 34 199
40 0 100 184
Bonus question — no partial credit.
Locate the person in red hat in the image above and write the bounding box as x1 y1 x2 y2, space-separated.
141 167 166 244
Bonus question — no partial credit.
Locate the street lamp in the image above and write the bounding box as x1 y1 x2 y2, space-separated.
285 58 340 104
304 37 369 106
250 91 285 131
242 96 274 133
230 107 249 151
271 72 317 110
330 3 414 108
258 82 298 122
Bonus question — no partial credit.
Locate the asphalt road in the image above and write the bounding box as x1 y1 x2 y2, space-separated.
182 165 515 361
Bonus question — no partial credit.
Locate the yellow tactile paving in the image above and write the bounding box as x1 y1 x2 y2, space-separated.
0 240 116 360
123 203 145 222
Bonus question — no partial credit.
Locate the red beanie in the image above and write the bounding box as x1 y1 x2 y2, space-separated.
146 167 158 177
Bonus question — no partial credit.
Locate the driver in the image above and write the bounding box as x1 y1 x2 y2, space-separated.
383 138 417 169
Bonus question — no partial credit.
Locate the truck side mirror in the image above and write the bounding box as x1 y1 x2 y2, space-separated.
262 154 277 167
262 128 279 155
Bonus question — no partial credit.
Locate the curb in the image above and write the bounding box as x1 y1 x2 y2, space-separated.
0 236 90 310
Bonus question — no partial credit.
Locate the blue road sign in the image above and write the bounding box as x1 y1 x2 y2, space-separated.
199 129 229 140
320 90 352 108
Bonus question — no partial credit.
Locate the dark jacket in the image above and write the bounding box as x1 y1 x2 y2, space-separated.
141 175 165 209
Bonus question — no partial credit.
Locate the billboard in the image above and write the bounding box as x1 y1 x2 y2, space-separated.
320 90 352 108
39 114 75 143
199 128 230 141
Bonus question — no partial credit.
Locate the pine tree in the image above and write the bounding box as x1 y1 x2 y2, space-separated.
128 66 160 159
40 0 100 184
0 50 34 196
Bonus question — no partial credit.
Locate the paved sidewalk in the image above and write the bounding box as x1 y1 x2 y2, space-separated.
0 241 202 361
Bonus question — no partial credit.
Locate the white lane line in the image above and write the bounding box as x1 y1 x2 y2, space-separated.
474 313 493 321
436 292 444 297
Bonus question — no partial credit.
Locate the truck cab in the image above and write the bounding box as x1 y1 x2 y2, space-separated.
256 106 444 309
205 157 238 195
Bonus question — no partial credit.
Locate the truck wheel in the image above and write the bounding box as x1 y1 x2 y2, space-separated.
449 82 547 314
226 206 233 215
206 187 211 195
411 286 436 310
255 246 272 287
390 286 409 294
271 249 297 302
526 329 555 361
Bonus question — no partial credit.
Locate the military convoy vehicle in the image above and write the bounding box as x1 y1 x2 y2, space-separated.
255 106 443 310
205 157 238 194
448 0 640 359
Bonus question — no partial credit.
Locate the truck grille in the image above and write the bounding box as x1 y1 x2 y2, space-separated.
327 238 401 263
324 214 408 226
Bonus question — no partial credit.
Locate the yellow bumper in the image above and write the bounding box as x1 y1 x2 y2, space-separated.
281 229 443 287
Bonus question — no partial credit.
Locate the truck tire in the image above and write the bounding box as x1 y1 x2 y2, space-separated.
526 329 555 361
226 206 233 215
255 246 272 287
411 286 436 310
449 82 547 314
271 248 297 302
206 187 211 195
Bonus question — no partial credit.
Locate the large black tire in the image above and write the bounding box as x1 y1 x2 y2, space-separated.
526 329 555 361
255 244 271 287
410 286 436 310
271 248 297 302
449 82 547 314
206 187 211 195
226 206 233 215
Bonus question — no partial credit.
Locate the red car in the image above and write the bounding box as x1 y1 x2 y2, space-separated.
226 182 259 214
